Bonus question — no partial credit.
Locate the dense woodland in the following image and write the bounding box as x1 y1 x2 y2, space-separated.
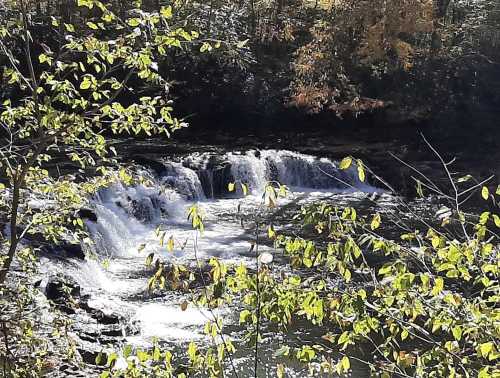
0 1 499 377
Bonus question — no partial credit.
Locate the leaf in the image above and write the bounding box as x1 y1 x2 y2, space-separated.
236 39 249 48
341 356 350 371
493 214 500 228
431 236 440 249
64 23 75 32
127 18 140 27
138 243 146 253
370 213 381 230
268 225 276 239
228 182 235 192
86 21 99 30
479 212 490 225
241 182 248 196
479 342 493 358
357 159 365 182
452 326 462 341
457 175 473 183
160 6 173 19
401 329 409 341
339 157 352 170
496 185 500 196
416 180 424 197
167 236 174 252
180 301 188 311
80 79 91 90
482 186 489 200
277 363 285 378
145 253 154 266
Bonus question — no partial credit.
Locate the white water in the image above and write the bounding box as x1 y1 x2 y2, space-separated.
68 149 381 366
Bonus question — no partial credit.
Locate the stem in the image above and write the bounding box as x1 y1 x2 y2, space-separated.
0 1 47 284
254 221 260 378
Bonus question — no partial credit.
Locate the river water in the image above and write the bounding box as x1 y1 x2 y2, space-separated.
50 149 394 376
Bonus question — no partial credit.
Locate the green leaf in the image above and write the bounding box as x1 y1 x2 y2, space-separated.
80 79 91 90
339 157 352 170
341 356 350 371
167 236 174 252
86 22 99 30
241 183 248 196
239 310 252 324
492 214 500 228
401 329 409 341
479 212 490 225
160 6 173 19
127 18 141 27
236 39 249 48
479 342 493 358
357 159 365 182
452 326 462 341
416 180 424 197
457 175 472 182
64 23 75 32
277 364 285 378
481 186 489 200
370 213 381 230
268 225 276 239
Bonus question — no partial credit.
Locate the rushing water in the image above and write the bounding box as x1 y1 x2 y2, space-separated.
62 149 385 376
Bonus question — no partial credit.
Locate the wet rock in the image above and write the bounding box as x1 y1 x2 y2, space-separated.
131 155 166 175
79 301 122 325
61 243 86 260
128 197 156 223
78 208 98 222
45 274 81 302
77 340 107 366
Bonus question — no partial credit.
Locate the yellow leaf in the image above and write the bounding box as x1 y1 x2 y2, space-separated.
482 186 489 200
370 213 381 230
493 214 500 228
268 225 276 239
341 356 350 371
228 182 235 192
167 236 174 252
241 183 248 196
277 364 285 378
357 159 365 182
339 157 352 170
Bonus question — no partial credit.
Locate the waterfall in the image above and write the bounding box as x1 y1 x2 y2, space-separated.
71 148 380 353
178 149 374 197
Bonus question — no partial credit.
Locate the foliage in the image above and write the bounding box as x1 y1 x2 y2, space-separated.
101 154 499 377
0 0 195 282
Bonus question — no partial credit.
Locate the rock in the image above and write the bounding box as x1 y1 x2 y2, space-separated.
77 341 107 366
45 274 81 302
78 208 98 222
61 243 86 260
79 301 122 325
131 155 166 175
39 241 86 260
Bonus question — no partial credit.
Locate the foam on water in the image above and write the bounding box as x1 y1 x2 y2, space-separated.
79 149 381 350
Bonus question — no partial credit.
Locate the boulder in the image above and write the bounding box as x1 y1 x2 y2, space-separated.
77 208 98 222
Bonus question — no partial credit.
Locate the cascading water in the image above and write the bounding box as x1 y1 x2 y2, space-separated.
65 149 380 374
